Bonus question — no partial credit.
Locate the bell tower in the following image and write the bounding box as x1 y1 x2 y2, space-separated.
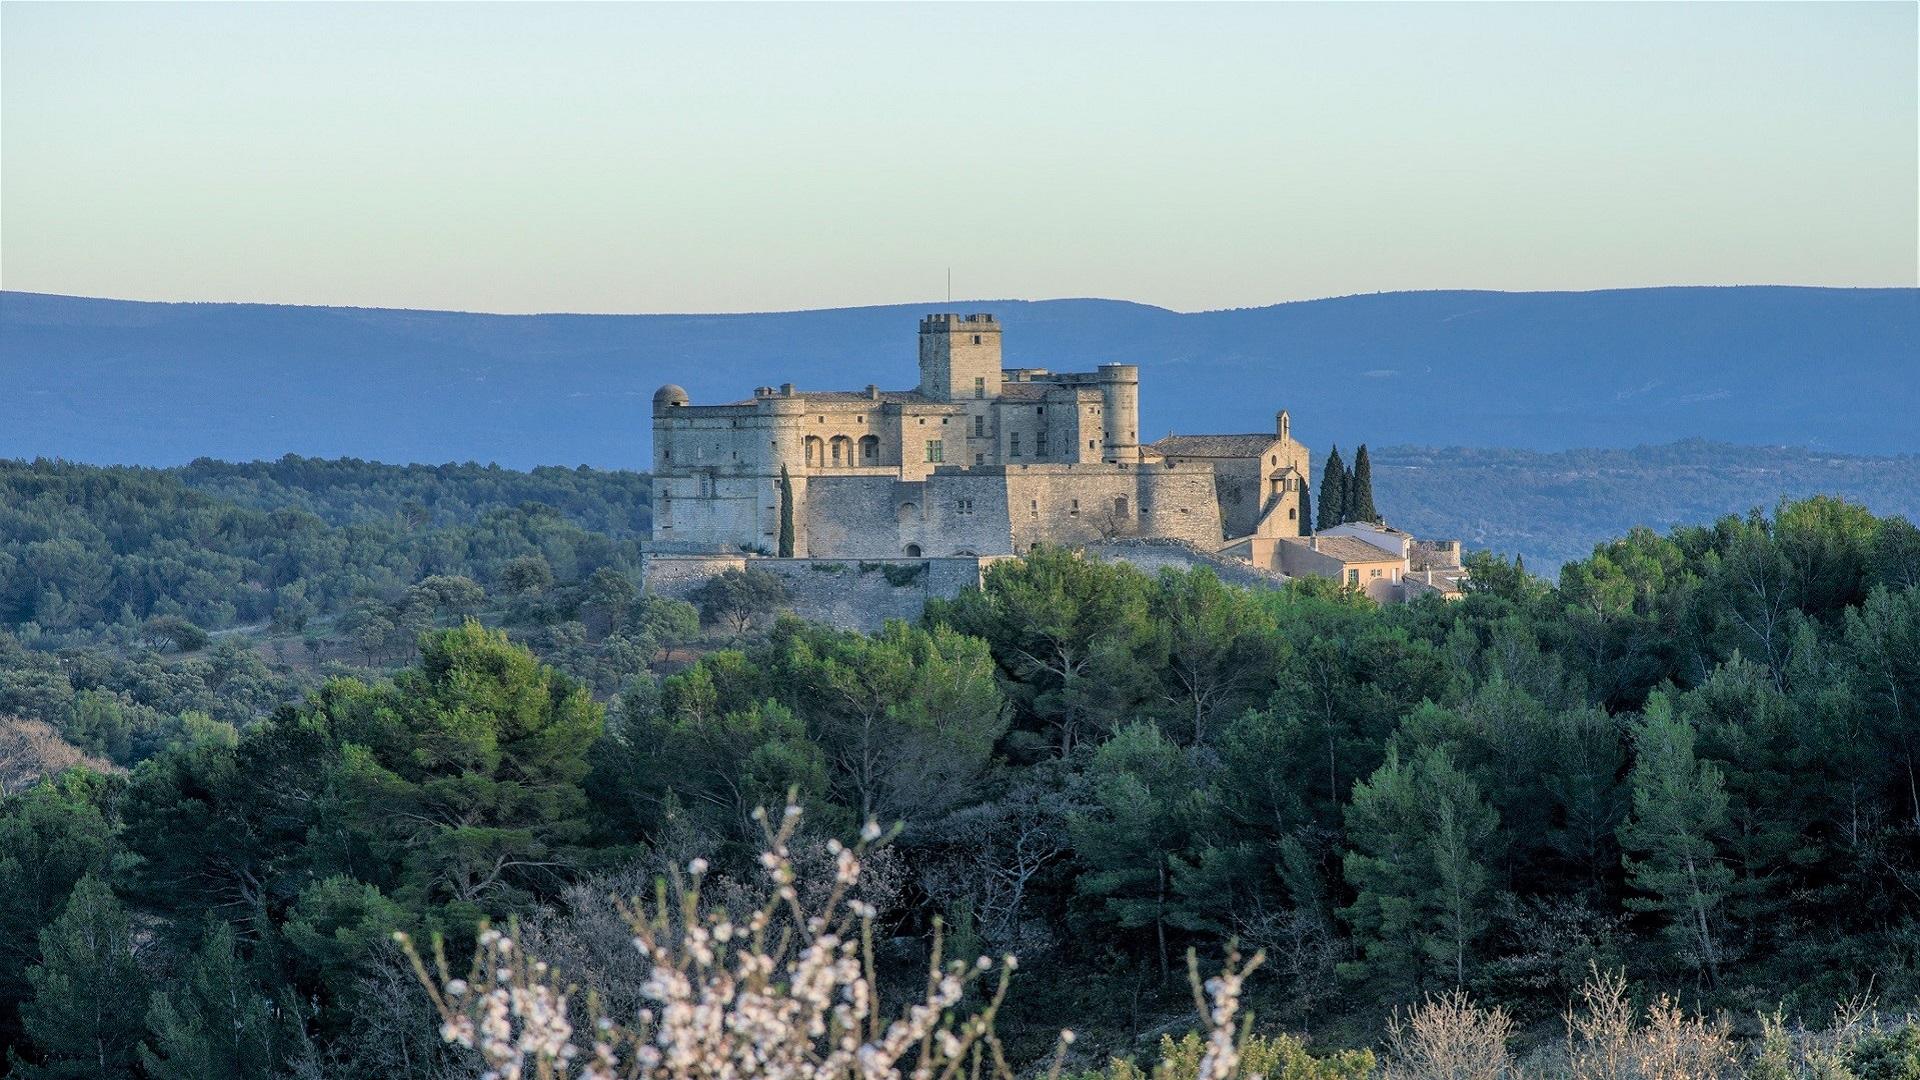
918 313 1003 402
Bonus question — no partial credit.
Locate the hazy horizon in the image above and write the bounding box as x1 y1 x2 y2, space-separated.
4 2 1914 314
3 281 1914 320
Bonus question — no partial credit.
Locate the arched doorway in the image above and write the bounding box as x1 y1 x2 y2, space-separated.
905 543 922 557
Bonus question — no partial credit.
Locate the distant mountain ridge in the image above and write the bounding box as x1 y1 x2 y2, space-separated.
3 286 1914 469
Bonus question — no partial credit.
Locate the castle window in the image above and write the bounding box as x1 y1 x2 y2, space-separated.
1289 507 1298 520
957 498 974 514
1030 500 1038 518
1113 496 1128 518
975 453 984 465
974 376 985 399
973 416 984 437
1070 499 1079 516
925 440 944 463
972 334 981 345
1010 433 1022 457
860 435 879 461
1037 406 1045 415
1088 440 1096 450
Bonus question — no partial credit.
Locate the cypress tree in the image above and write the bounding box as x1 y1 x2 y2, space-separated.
1316 446 1347 532
1348 444 1378 524
1297 484 1312 536
777 465 796 558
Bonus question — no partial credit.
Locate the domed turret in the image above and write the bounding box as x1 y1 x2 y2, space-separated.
653 384 690 412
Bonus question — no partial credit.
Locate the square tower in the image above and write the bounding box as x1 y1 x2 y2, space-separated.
918 313 1003 402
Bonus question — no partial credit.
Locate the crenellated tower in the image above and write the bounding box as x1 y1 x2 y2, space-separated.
918 313 1003 403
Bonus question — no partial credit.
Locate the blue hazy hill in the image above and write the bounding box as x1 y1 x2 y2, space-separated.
2 286 1914 469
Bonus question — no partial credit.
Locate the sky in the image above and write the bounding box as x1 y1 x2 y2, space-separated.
2 2 1915 314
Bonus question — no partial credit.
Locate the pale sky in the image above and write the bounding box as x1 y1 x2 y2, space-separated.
2 2 1914 314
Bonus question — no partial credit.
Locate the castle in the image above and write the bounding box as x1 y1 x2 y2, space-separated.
648 313 1314 560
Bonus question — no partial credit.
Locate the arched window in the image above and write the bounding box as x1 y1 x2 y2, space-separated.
830 435 852 466
859 434 879 462
905 543 923 557
804 436 824 466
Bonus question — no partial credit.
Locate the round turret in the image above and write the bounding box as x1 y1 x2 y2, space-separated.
653 384 690 412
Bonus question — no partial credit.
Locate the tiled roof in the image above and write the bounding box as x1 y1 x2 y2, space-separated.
996 382 1053 401
1282 535 1405 564
1151 434 1278 457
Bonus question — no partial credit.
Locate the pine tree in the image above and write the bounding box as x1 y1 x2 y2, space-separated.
140 922 281 1080
1617 693 1733 984
777 465 796 558
1316 446 1347 531
1071 723 1212 981
1340 745 1500 997
1348 445 1378 524
13 876 149 1079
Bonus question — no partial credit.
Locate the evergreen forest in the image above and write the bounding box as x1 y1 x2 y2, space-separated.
2 456 1918 1078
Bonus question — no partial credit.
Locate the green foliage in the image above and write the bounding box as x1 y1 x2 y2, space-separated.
861 561 928 587
692 566 792 636
1369 441 1920 572
0 771 126 1035
1317 446 1347 531
1071 723 1213 977
320 621 604 914
778 465 797 558
1617 693 1734 982
1087 1031 1375 1080
1 488 1918 1070
0 458 643 645
1347 444 1378 524
13 876 148 1079
1340 744 1501 997
928 546 1157 754
139 922 284 1080
1847 1026 1920 1080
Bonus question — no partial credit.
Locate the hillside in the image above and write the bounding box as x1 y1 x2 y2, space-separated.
4 287 1914 469
1370 440 1920 570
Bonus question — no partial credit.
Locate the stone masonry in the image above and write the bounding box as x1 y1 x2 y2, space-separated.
648 313 1312 562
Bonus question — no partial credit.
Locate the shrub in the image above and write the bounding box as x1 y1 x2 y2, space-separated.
402 801 1264 1080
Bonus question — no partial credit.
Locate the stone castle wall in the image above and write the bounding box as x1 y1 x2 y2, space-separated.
640 553 998 633
1078 537 1292 590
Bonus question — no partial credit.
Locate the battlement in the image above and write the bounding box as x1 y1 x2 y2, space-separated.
648 313 1307 567
919 313 1000 333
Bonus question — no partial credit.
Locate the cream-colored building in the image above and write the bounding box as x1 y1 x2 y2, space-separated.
649 313 1312 559
1265 522 1468 602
